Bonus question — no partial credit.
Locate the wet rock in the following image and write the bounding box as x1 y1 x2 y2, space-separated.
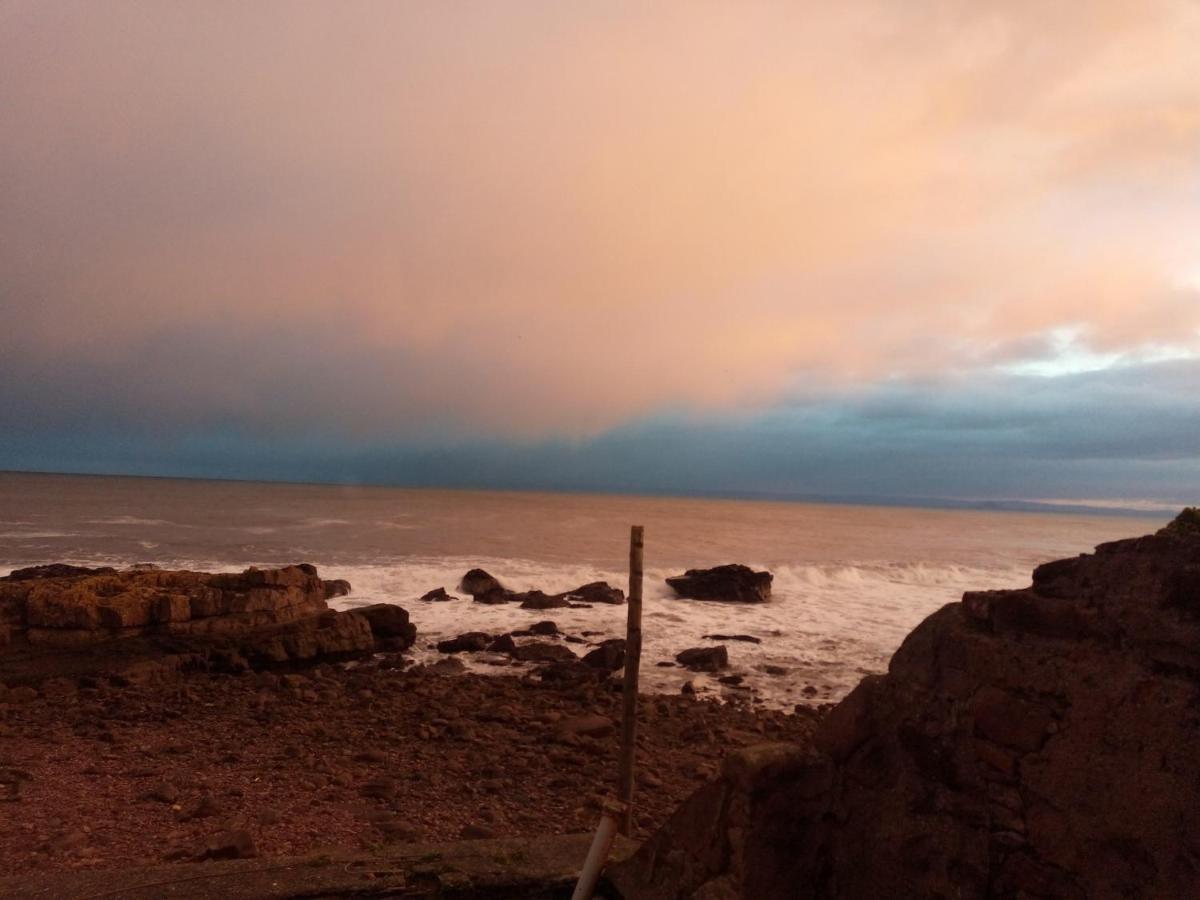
582 639 626 671
666 565 773 603
323 579 352 600
511 642 578 664
529 621 559 636
353 603 416 649
420 587 458 602
517 591 570 610
676 646 729 672
560 582 625 605
436 632 492 654
460 569 504 598
473 588 516 605
703 634 762 644
487 634 517 653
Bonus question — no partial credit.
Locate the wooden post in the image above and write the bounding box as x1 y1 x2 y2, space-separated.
618 525 644 836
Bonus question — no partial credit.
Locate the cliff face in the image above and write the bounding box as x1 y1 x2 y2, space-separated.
610 512 1200 899
0 564 414 681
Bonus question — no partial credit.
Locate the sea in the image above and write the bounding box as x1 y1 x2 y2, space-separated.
0 471 1168 709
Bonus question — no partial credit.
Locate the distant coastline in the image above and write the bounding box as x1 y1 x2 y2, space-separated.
0 467 1177 520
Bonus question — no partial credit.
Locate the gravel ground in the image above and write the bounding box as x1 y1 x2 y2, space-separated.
0 659 820 875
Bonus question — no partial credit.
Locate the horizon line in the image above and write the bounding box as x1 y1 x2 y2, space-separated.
0 467 1178 521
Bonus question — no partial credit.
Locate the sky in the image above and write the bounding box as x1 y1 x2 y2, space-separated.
1 1 1198 511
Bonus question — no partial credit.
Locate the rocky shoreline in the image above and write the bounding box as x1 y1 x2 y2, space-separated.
0 561 818 878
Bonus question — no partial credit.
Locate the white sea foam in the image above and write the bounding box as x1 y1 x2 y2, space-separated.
87 516 178 527
319 555 1029 708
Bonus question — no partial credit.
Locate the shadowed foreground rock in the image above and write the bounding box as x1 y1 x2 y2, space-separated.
610 510 1200 899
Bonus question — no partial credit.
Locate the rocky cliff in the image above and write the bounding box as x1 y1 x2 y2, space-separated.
609 510 1200 899
0 564 414 683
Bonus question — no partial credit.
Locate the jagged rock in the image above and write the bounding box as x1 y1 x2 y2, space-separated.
322 579 351 600
460 569 504 598
0 564 390 677
675 646 728 672
436 632 492 654
611 511 1200 899
582 639 626 671
420 587 458 602
666 565 772 603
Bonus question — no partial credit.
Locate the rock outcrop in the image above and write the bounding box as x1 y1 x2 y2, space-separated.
666 564 772 603
0 564 414 683
610 510 1200 899
457 571 626 608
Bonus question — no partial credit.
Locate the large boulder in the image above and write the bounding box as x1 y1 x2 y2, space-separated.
352 603 416 650
460 569 504 598
666 565 772 603
610 510 1200 899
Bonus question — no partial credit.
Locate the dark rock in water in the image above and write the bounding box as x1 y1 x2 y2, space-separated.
529 620 559 636
582 638 626 671
517 590 569 610
703 633 762 644
487 633 517 654
473 588 515 605
436 632 492 654
611 514 1200 900
352 604 416 649
461 569 504 597
323 578 352 600
420 587 458 602
675 646 728 672
655 661 677 668
718 674 744 686
760 664 789 676
560 582 625 605
666 564 772 603
510 641 577 663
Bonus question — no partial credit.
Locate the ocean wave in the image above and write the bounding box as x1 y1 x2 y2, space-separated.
86 516 178 527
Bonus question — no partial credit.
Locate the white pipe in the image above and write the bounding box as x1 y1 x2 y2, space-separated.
572 803 623 900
